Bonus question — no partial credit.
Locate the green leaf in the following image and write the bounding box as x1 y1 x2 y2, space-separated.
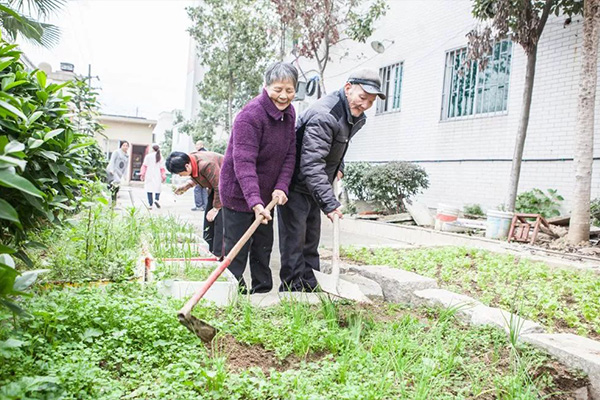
0 57 15 72
0 244 16 254
0 298 27 316
27 110 43 125
44 128 63 141
27 138 44 149
3 80 27 91
0 254 15 268
38 150 58 161
0 155 27 170
36 71 47 88
4 140 24 154
13 269 48 291
0 168 44 198
0 338 25 349
0 198 20 225
0 99 27 121
36 90 48 102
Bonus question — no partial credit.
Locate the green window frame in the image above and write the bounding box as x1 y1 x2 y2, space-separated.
441 40 512 120
376 62 403 114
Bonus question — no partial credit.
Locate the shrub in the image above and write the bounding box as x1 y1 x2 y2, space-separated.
590 198 600 226
515 189 563 218
464 204 484 217
363 161 429 213
0 34 105 252
0 34 106 313
342 162 373 201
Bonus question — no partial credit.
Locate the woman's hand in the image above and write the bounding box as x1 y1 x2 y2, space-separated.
272 189 288 205
206 207 220 222
252 204 272 225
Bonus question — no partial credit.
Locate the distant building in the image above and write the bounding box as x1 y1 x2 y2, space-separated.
97 114 157 183
37 62 77 83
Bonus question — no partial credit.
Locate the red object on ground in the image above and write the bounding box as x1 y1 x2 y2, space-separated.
159 257 218 262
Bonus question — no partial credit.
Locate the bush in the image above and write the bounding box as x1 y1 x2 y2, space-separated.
0 34 106 314
590 198 600 226
363 162 429 213
0 35 105 253
342 162 373 201
464 204 484 217
515 189 563 218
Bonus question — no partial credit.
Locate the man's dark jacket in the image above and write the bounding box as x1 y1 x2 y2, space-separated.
291 88 367 213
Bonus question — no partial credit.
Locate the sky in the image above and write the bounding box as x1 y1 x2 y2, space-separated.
19 0 195 120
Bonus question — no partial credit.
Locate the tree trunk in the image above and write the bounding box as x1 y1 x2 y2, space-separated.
568 0 600 244
227 72 233 133
507 48 538 211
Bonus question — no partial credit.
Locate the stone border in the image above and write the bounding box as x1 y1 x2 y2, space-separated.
343 263 599 399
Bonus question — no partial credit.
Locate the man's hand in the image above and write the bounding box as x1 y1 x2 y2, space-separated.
174 185 188 195
337 170 344 180
272 189 288 205
252 204 272 224
327 208 343 222
206 207 220 222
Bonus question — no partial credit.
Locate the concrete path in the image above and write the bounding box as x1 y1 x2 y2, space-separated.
119 183 411 304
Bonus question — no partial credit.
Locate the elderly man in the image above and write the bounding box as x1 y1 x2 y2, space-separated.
278 69 386 292
166 150 224 258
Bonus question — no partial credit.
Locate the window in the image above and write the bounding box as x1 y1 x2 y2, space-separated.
376 62 403 114
441 40 512 120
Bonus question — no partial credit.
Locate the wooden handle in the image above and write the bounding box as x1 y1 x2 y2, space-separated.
178 198 278 317
331 179 341 284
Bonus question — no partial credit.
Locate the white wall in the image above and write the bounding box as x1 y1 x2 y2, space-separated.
311 0 597 212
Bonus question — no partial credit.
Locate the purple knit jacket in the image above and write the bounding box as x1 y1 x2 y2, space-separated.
219 89 296 212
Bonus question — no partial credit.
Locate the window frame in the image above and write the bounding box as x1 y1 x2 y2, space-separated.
440 40 513 122
376 61 404 115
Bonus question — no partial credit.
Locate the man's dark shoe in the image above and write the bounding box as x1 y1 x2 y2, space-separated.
154 201 161 209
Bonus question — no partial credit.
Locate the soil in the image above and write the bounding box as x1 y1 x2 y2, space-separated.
207 306 591 397
206 335 327 374
533 360 591 399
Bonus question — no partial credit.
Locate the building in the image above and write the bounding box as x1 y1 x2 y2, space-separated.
295 0 598 212
97 114 157 183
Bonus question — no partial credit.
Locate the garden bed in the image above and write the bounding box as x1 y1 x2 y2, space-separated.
342 246 600 340
0 284 589 399
2 209 592 398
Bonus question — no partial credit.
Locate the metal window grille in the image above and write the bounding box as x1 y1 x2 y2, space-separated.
441 40 512 120
376 62 403 114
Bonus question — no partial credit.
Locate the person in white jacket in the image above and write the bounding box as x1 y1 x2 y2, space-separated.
106 140 130 202
140 144 166 210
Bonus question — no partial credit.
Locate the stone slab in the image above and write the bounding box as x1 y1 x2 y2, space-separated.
347 265 438 303
470 305 545 335
156 280 238 306
413 288 482 322
249 291 327 308
520 333 600 399
340 273 384 300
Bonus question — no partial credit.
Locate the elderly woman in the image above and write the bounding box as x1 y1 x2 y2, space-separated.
219 62 298 294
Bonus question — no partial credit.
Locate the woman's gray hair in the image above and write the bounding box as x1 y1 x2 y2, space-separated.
264 62 298 88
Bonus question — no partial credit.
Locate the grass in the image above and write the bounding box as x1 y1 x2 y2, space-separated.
0 283 586 399
3 208 588 398
23 205 200 284
153 260 226 282
342 246 600 338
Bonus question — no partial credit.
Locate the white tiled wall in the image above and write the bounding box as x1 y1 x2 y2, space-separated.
315 0 597 212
